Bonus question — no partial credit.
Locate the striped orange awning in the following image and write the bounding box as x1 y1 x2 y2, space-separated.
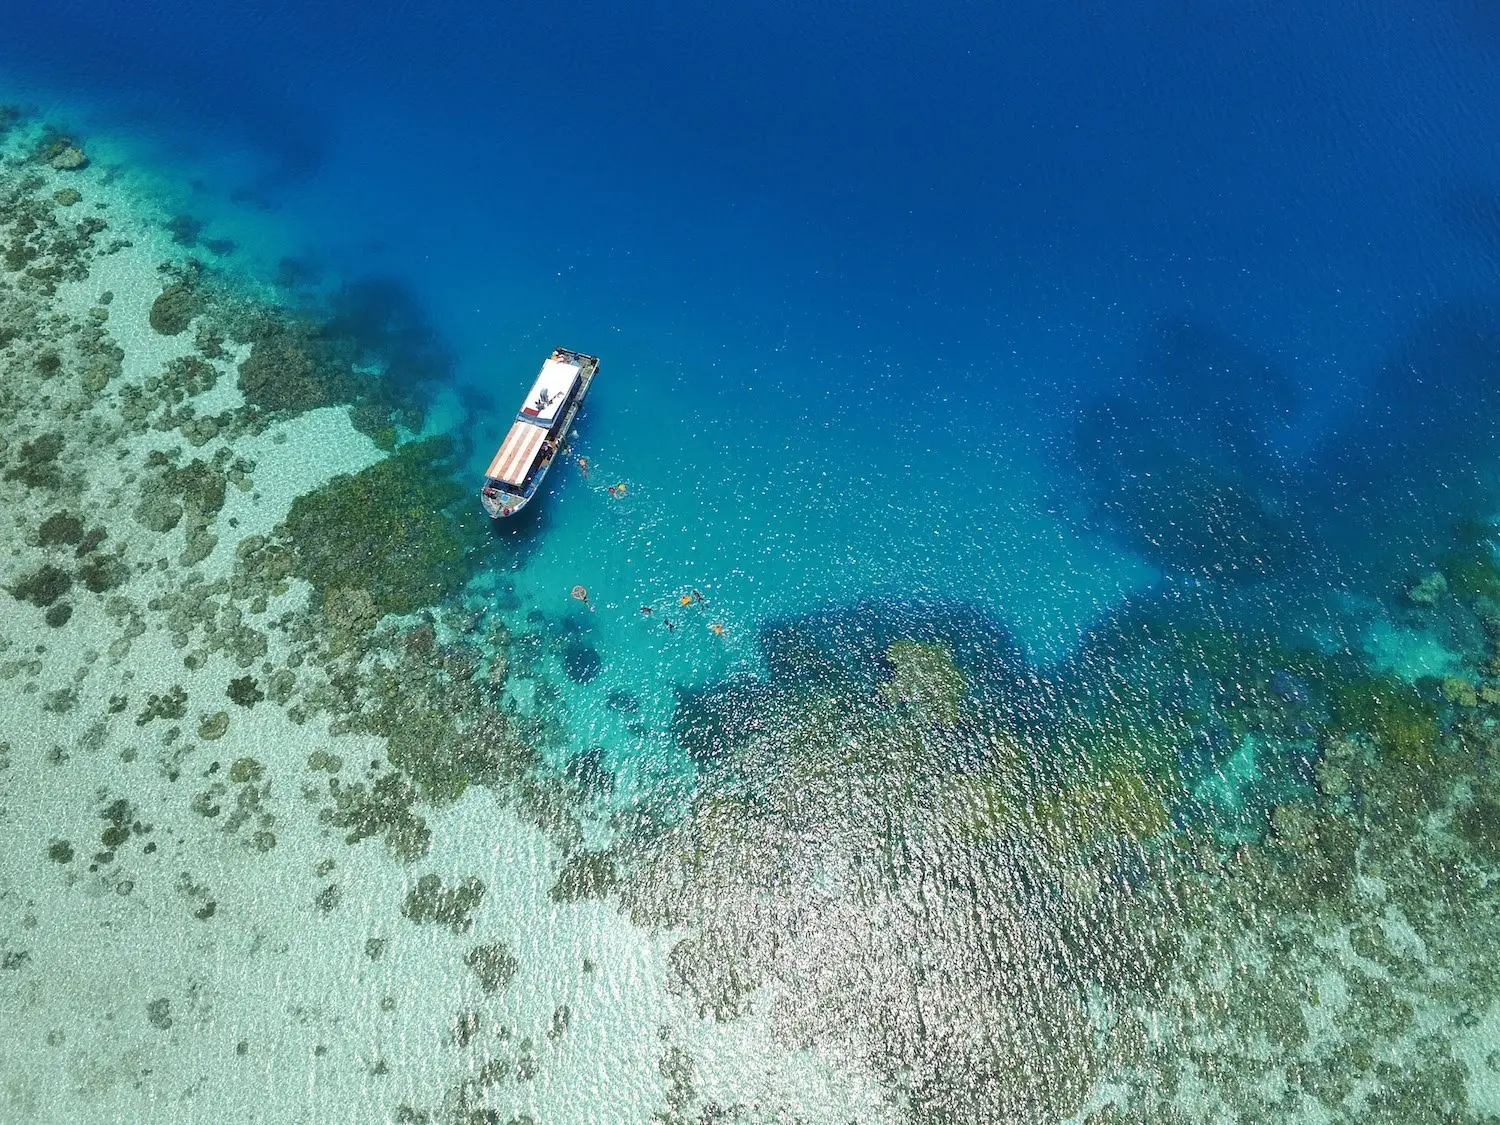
486 421 548 486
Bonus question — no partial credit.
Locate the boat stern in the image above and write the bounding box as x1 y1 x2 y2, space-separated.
481 480 528 518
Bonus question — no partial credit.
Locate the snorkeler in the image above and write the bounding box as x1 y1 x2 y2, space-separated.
641 606 654 615
578 456 590 477
710 623 724 636
664 619 675 631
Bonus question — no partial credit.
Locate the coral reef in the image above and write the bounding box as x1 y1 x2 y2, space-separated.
624 628 1178 1123
149 280 199 335
464 942 519 993
4 431 64 490
879 639 966 726
401 873 486 933
8 563 72 607
227 675 264 707
625 593 1500 1123
276 436 491 616
548 851 618 902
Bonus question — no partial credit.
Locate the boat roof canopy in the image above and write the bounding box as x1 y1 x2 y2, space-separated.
487 420 549 486
521 358 580 424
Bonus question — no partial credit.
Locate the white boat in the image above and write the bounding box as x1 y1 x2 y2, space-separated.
480 348 599 518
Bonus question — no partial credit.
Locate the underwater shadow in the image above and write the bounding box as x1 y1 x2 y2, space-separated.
1073 315 1306 582
1306 300 1500 582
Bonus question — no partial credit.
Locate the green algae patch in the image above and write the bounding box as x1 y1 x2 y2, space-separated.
548 851 618 902
401 873 485 933
465 942 519 993
1328 675 1441 768
278 436 490 616
879 639 966 726
941 753 1173 852
197 711 230 741
1034 762 1173 847
228 757 264 783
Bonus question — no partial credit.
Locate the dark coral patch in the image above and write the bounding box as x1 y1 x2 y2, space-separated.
4 432 64 490
9 564 72 607
278 436 490 616
37 511 84 546
227 676 265 708
149 283 199 335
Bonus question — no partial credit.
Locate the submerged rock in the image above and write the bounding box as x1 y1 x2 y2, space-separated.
1407 571 1448 605
145 997 172 1030
197 710 229 741
133 486 183 533
48 144 87 171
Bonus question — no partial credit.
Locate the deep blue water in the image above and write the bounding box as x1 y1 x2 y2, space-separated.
6 0 1500 715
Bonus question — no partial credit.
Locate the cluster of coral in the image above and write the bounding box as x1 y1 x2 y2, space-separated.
608 584 1500 1123
0 108 638 1125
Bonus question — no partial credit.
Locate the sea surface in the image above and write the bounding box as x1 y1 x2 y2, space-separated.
2 1 1500 1122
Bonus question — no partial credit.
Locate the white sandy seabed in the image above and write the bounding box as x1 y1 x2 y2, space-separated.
0 119 891 1124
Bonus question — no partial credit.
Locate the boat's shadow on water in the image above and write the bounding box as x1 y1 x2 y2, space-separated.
475 478 579 575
